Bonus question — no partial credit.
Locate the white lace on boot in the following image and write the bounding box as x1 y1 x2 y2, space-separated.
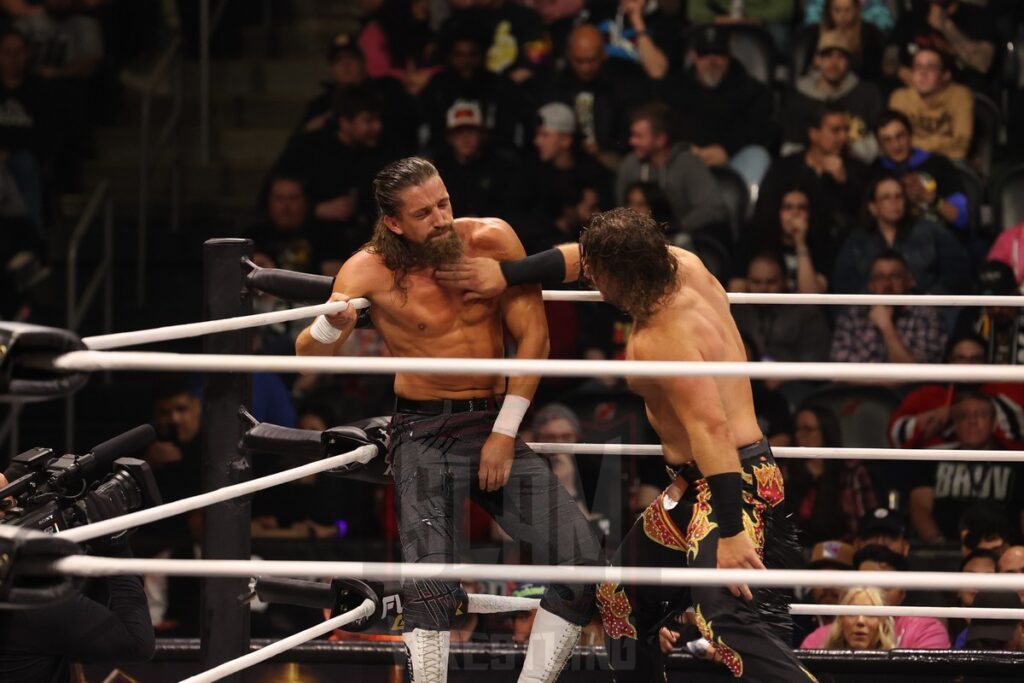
517 607 582 683
403 628 451 683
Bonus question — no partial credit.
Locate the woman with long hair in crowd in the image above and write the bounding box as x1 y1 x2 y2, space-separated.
732 187 834 294
832 174 971 294
784 404 879 546
819 587 898 651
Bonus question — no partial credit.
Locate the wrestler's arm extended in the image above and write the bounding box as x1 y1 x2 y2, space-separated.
295 252 372 357
434 244 582 300
477 223 551 491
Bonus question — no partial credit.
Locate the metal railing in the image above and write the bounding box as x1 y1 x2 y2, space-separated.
65 180 115 452
199 0 233 165
138 33 183 306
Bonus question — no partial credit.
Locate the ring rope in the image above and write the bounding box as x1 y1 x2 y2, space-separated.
179 598 376 683
790 604 1024 621
32 558 1024 594
80 299 370 351
544 291 1024 307
191 600 1024 683
50 351 1024 384
58 445 377 544
73 291 1024 352
527 443 1024 462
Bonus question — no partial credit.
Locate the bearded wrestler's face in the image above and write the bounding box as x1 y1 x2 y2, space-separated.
384 175 463 266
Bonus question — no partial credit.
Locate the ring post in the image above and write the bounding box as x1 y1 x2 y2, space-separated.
201 239 254 679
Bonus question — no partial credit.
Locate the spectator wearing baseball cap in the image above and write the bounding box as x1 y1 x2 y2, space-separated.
952 261 1024 365
299 32 418 154
685 0 796 52
962 591 1024 650
855 507 909 556
655 24 775 192
524 102 611 247
781 30 883 165
540 23 649 165
792 540 854 645
419 32 530 153
431 100 523 219
800 543 950 649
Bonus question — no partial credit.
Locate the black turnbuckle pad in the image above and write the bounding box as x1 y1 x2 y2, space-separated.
254 576 382 630
0 323 88 403
0 525 83 609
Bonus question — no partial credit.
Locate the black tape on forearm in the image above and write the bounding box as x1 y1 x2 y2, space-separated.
499 248 566 287
706 472 744 538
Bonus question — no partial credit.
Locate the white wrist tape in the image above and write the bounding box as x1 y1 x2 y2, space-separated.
492 395 530 437
310 314 342 344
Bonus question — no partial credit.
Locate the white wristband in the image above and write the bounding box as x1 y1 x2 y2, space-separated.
310 314 342 344
492 395 530 437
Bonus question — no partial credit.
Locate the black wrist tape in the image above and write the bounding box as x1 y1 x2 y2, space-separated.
499 248 565 287
706 472 744 538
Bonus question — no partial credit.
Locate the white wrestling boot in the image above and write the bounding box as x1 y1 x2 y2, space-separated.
517 607 582 683
403 628 451 683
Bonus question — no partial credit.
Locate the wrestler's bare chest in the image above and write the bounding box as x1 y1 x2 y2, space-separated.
371 270 500 355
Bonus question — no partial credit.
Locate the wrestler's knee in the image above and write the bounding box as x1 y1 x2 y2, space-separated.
538 581 597 626
401 580 466 631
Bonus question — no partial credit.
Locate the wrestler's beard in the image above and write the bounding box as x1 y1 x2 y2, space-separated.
405 224 463 268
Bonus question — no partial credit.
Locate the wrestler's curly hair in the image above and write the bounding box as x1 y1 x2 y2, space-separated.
579 207 679 321
365 156 441 294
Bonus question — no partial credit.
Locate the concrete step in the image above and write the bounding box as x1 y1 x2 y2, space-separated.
262 58 330 96
91 126 292 166
239 21 357 59
181 59 259 97
129 58 327 99
119 91 310 128
291 0 362 20
81 158 268 209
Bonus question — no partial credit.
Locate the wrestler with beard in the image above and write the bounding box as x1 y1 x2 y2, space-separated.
296 157 601 683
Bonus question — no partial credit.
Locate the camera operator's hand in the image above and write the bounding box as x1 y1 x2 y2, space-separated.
145 441 183 468
80 488 132 555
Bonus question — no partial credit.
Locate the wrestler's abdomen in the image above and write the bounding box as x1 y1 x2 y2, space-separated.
640 389 694 467
372 270 507 400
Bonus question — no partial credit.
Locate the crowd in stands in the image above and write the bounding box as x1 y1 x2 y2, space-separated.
0 0 159 317
237 0 1024 650
5 0 1024 653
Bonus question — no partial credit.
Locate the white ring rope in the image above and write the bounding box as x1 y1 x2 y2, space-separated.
419 598 1024 621
790 604 1024 621
50 351 1024 384
59 445 377 544
527 443 1024 462
70 290 1023 353
77 290 1023 352
35 558 1024 594
544 290 1024 307
179 597 376 683
81 299 370 351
